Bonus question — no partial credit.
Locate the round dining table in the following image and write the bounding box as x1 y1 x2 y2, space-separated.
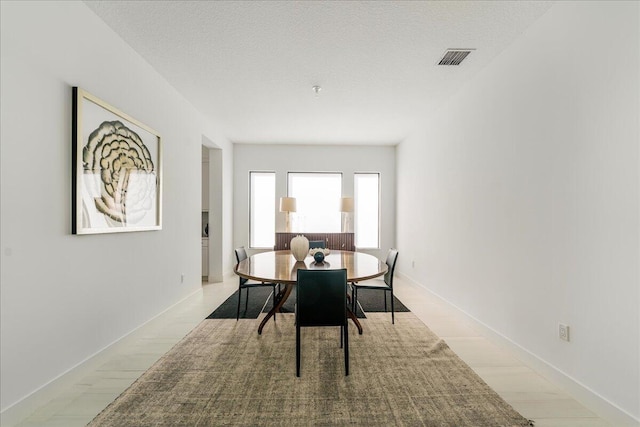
234 250 388 335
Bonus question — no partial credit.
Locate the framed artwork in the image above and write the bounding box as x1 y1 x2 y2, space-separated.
72 87 162 234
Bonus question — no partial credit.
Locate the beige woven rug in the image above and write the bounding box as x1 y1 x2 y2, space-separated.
89 313 530 426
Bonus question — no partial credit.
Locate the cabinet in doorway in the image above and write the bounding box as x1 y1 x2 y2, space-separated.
202 238 208 277
202 160 209 210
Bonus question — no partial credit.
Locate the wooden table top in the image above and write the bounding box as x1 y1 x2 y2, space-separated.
235 250 387 285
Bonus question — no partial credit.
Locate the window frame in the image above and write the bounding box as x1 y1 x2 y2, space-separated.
248 170 276 249
354 172 381 249
287 171 343 233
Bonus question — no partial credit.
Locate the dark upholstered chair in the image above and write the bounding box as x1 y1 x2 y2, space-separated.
234 247 278 321
296 269 349 377
351 249 399 324
308 240 326 249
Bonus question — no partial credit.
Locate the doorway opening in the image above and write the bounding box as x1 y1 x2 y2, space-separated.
202 141 223 283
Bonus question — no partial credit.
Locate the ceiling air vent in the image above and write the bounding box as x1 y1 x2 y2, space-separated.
438 49 474 66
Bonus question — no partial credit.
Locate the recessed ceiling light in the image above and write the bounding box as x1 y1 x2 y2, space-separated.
312 85 322 96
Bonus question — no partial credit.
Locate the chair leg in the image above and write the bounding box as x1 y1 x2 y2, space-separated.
245 288 249 311
344 323 349 376
236 287 242 321
352 288 358 314
272 284 277 322
296 324 301 377
384 291 387 312
390 288 395 324
340 324 343 348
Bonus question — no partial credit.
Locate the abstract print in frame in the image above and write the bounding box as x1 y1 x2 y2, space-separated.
72 87 162 234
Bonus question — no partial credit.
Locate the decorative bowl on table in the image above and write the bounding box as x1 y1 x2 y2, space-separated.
309 248 330 264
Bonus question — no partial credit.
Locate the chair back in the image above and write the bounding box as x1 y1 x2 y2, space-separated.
296 269 347 327
234 247 248 285
235 247 248 264
383 249 399 288
308 240 326 249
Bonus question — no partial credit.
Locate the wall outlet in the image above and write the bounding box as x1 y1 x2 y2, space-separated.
559 323 570 342
181 273 185 284
412 260 415 268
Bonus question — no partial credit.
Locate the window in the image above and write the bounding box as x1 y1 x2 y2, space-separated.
354 173 380 248
249 172 275 248
288 172 342 232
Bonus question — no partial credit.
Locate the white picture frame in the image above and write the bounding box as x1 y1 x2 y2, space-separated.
72 87 162 234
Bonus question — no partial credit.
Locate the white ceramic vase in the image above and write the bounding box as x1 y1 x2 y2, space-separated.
290 235 309 261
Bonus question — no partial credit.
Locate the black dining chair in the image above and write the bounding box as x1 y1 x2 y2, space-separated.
296 269 349 377
234 247 279 321
308 240 326 249
351 249 399 324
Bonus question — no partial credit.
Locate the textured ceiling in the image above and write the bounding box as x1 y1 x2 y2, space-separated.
85 1 553 145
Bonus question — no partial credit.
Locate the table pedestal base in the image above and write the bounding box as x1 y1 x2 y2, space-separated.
258 283 363 335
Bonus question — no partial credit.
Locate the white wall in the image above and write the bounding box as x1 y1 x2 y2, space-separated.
0 1 233 412
233 144 396 259
397 1 639 422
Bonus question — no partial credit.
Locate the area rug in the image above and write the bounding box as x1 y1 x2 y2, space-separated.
206 286 409 319
89 312 531 426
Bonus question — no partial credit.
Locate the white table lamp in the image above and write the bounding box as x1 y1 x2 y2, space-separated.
279 197 297 232
340 197 354 232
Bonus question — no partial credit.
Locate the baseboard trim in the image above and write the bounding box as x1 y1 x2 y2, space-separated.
397 272 640 427
0 286 204 425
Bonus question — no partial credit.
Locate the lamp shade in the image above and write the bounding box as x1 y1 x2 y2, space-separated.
279 197 297 213
339 197 354 213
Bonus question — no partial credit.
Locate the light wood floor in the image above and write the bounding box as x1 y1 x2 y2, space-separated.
4 275 614 426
